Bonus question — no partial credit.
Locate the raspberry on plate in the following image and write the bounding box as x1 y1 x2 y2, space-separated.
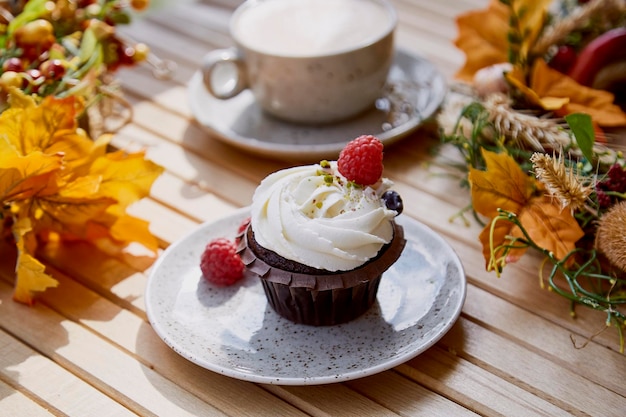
200 238 244 286
337 135 384 185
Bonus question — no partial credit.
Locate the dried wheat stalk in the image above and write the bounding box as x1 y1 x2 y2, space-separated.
531 152 591 211
484 93 619 164
483 94 572 152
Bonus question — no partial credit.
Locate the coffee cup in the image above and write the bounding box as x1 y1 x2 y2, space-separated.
201 0 397 124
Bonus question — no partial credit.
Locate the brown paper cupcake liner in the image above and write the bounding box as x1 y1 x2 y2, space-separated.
237 221 406 325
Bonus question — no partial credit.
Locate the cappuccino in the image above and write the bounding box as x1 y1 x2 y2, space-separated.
232 0 394 57
201 0 396 123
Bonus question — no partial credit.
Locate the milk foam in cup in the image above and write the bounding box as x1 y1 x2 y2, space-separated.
201 0 397 124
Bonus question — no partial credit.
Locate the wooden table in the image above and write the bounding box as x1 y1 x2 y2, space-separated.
2 0 625 415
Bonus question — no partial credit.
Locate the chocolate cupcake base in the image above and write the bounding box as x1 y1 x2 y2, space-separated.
237 221 406 326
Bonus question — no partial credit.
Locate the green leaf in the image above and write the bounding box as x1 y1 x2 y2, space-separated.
79 27 99 64
565 113 595 163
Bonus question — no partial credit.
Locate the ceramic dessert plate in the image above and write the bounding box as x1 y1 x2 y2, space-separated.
145 208 466 385
188 49 446 161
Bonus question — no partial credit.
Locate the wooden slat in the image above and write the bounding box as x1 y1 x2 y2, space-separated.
0 390 53 417
0 278 226 417
438 318 626 416
0 379 56 417
463 284 626 397
398 347 572 417
345 371 479 416
0 329 137 417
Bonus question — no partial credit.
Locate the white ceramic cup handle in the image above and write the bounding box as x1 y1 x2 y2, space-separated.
201 48 248 99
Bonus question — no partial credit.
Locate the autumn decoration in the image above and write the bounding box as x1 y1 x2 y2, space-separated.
1 0 165 304
439 0 626 351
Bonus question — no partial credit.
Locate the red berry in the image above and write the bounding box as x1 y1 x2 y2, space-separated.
200 238 244 286
2 57 24 72
549 45 577 74
337 135 384 185
39 59 66 80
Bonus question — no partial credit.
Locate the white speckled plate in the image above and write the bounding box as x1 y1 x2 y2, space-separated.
188 49 446 161
145 207 466 385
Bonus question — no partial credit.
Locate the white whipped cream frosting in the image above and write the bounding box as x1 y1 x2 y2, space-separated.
250 161 397 271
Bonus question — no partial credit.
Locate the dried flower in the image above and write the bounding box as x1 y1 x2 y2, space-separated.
530 152 592 212
595 201 626 273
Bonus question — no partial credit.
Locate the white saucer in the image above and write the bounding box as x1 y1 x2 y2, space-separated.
188 50 447 161
145 208 466 385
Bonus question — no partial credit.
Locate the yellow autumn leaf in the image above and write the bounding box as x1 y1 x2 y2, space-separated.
468 148 536 219
13 252 58 305
31 194 117 240
0 149 63 201
531 61 626 127
11 216 58 305
6 85 37 109
89 150 164 213
1 90 94 170
1 89 164 303
83 213 159 254
511 0 552 63
110 214 159 252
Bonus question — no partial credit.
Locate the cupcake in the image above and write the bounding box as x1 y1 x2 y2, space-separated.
237 135 406 325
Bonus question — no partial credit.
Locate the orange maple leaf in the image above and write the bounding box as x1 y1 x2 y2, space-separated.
454 0 551 81
469 149 584 269
506 59 626 127
454 0 510 81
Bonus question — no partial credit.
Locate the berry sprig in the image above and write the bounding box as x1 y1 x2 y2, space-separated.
337 135 384 186
595 163 626 208
0 1 152 100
